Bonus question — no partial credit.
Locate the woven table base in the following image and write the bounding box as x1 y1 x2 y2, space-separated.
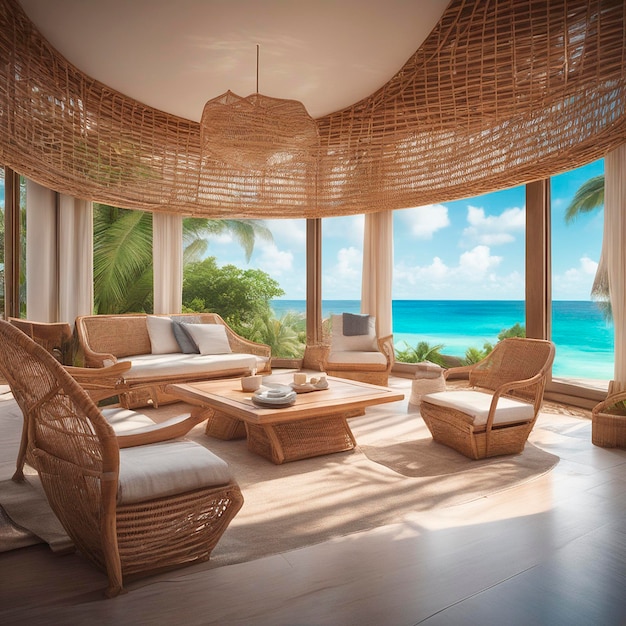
245 415 356 464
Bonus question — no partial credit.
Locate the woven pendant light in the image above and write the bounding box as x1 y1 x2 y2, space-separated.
200 46 319 171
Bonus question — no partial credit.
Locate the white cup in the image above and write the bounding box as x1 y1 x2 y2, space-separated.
293 372 307 385
241 375 262 392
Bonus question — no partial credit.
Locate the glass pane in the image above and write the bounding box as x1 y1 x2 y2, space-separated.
321 214 364 319
550 158 612 381
392 185 526 365
181 217 306 358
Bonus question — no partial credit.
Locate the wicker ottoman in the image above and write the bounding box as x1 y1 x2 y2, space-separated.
409 362 446 407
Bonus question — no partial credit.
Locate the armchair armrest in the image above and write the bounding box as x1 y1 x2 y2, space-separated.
484 371 548 430
65 362 132 402
377 335 395 369
116 407 213 448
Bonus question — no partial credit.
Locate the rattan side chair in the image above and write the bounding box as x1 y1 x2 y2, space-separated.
0 320 244 597
420 337 555 459
322 313 395 386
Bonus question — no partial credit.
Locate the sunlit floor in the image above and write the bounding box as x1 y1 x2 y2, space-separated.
1 376 625 626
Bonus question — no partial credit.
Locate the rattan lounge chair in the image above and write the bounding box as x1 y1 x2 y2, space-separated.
0 320 243 597
420 338 555 459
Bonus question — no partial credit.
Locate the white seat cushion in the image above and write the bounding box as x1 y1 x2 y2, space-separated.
421 389 535 427
117 440 232 504
118 353 267 380
327 350 387 366
101 407 156 433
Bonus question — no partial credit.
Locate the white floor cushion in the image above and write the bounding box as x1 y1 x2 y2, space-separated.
421 389 535 427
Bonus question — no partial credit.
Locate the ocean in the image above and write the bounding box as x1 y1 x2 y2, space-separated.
270 300 615 380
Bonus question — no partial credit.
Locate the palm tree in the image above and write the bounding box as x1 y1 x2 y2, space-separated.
564 175 605 223
183 217 273 265
93 204 274 314
563 174 610 319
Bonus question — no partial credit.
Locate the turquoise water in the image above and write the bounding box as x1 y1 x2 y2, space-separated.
270 300 615 380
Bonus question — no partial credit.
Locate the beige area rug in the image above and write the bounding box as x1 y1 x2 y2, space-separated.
0 393 559 568
0 473 74 554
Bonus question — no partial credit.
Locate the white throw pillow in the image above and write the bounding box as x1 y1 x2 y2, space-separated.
146 315 180 354
330 314 378 352
183 323 232 355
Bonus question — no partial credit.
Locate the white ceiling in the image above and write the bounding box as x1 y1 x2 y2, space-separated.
19 0 449 121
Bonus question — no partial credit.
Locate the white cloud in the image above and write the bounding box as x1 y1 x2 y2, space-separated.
398 204 450 239
256 244 294 276
553 256 599 299
579 255 599 275
263 219 306 246
324 215 364 246
462 205 525 247
458 245 502 278
392 245 518 299
322 246 363 298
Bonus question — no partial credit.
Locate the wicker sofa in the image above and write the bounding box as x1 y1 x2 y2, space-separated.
75 313 271 408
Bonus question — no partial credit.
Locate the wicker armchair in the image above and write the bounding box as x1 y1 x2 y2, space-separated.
0 320 244 597
420 338 555 459
322 313 394 386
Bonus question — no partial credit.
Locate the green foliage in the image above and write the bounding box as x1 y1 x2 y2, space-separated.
247 311 306 358
464 342 494 365
462 323 524 364
564 175 604 223
93 205 154 314
395 340 447 366
182 257 284 334
498 322 525 340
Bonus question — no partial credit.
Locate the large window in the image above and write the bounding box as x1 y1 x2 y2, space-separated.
550 159 612 381
392 185 526 363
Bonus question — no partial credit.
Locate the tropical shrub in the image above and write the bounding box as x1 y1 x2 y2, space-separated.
395 340 447 367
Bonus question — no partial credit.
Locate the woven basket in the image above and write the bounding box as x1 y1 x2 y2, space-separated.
591 397 626 449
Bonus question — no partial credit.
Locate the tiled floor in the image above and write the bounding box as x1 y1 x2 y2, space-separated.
1 376 625 625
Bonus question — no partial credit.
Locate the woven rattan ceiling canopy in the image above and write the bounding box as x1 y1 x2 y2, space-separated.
1 0 626 218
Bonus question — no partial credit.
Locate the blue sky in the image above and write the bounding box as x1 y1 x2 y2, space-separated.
206 158 605 301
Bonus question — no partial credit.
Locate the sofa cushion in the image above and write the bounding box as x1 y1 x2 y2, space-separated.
146 315 180 354
342 312 370 336
420 390 535 427
171 319 200 354
119 352 264 380
117 440 232 504
330 314 378 352
183 323 232 355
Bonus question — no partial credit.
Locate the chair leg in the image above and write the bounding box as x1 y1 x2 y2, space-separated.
12 421 28 482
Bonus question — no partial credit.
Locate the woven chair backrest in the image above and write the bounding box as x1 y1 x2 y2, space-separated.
0 320 115 472
469 338 555 398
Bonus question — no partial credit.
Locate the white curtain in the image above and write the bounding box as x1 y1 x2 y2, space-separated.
153 212 183 314
361 210 393 337
58 195 93 323
606 144 626 393
26 180 94 325
26 180 56 321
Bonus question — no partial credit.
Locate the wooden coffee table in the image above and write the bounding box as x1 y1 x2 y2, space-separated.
166 374 404 464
